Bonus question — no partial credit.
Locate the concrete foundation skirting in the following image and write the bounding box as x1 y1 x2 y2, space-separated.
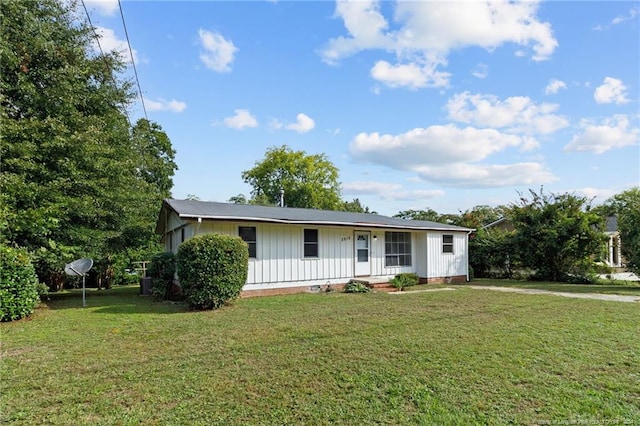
241 284 347 298
240 275 468 297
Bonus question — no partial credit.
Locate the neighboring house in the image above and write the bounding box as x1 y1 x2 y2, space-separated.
482 217 515 233
604 215 623 268
156 199 473 296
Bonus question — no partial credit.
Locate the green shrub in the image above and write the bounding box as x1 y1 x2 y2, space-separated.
148 252 176 300
389 273 419 290
176 234 248 310
343 281 371 293
0 245 41 322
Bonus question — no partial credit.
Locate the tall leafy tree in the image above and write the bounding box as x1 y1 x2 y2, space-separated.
509 189 604 281
0 0 176 288
242 145 342 210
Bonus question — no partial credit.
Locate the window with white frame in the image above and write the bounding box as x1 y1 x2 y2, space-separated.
239 226 257 259
385 231 412 267
442 234 454 253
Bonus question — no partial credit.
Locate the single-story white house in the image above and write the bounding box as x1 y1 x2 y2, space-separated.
156 199 473 296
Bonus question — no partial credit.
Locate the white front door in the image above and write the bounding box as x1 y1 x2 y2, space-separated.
354 231 371 276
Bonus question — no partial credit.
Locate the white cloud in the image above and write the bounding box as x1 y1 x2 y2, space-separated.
94 26 138 63
321 0 557 89
370 58 450 89
285 113 316 133
269 113 315 133
144 98 187 113
564 115 639 154
545 79 567 95
84 0 118 16
445 92 569 135
321 0 391 65
612 7 638 25
349 124 557 188
198 29 237 72
223 109 258 129
350 125 524 169
343 181 444 201
343 181 402 195
594 77 630 104
413 162 556 188
383 189 445 201
574 187 617 202
471 63 488 79
592 7 638 31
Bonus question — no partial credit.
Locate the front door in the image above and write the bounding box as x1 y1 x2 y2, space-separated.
354 231 371 276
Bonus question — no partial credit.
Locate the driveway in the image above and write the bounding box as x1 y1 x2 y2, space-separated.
465 285 640 303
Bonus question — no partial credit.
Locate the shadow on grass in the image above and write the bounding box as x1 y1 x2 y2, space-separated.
44 285 187 314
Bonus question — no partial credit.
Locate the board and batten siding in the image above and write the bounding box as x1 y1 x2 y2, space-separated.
162 216 469 287
194 221 357 285
425 232 468 278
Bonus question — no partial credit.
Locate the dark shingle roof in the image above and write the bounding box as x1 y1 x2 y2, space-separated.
605 215 618 233
161 199 472 232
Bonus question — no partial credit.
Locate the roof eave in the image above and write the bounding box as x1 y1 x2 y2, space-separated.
177 213 473 232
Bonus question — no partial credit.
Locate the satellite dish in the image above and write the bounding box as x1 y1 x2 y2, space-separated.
65 258 93 276
64 258 93 308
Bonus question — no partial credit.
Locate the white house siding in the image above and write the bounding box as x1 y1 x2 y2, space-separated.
164 218 468 288
192 221 359 285
425 232 468 279
161 211 187 254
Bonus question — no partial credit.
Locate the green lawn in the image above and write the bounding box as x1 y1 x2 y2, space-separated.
2 285 639 425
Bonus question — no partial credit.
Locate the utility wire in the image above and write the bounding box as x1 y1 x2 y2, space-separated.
80 0 132 126
118 0 149 123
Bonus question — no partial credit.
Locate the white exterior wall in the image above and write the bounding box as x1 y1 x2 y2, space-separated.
195 221 366 285
161 211 188 254
163 218 469 288
425 232 469 279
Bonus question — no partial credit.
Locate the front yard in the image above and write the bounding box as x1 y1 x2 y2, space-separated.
2 284 638 424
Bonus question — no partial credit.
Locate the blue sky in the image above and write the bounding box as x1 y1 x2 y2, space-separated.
84 0 639 216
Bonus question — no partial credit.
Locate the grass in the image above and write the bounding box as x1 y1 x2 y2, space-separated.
2 284 639 425
466 278 640 296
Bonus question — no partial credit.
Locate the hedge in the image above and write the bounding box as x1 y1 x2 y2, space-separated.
1 245 41 322
176 234 249 310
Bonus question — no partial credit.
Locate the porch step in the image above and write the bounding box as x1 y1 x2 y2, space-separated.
349 278 396 293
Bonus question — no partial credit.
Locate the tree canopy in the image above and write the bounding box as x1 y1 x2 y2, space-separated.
241 145 343 210
0 0 177 288
508 189 604 281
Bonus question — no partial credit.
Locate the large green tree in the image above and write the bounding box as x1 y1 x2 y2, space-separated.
509 189 604 282
0 0 176 288
242 145 342 210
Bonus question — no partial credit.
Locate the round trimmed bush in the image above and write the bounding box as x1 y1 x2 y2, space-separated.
1 245 41 322
176 233 249 310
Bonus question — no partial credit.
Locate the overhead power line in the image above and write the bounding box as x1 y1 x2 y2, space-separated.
80 0 132 126
118 0 149 122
